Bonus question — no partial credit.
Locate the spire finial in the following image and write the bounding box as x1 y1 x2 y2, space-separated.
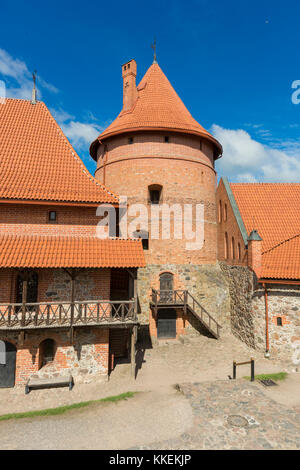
31 70 37 104
151 38 157 64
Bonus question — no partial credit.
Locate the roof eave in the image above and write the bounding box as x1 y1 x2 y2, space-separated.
90 127 223 160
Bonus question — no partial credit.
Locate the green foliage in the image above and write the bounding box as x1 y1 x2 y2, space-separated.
243 372 288 382
0 391 135 422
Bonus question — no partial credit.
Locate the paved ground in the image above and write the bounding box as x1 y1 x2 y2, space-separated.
0 332 291 415
137 380 300 450
0 332 299 449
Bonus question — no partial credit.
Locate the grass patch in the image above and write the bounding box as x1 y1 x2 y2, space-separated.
0 391 135 422
243 372 288 382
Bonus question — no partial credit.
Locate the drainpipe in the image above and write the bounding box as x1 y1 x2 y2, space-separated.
263 282 270 358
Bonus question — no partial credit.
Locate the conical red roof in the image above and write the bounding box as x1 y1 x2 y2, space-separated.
90 63 222 159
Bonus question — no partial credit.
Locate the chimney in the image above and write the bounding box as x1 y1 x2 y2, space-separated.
247 230 263 278
122 59 138 112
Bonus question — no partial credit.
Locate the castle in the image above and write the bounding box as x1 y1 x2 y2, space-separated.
0 57 299 388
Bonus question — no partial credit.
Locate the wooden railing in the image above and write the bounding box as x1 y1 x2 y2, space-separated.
151 289 222 339
0 300 136 329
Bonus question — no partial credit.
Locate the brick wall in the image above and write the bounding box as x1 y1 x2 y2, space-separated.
216 179 247 266
0 328 109 385
95 132 218 265
0 202 104 237
0 268 111 304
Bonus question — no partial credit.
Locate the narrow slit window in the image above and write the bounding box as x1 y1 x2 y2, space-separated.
277 317 283 326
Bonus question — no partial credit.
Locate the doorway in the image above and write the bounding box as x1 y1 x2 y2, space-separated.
16 271 38 303
0 341 17 388
157 308 177 339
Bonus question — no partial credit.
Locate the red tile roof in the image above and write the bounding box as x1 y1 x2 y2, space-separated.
90 63 222 158
261 234 300 279
230 183 300 279
0 99 118 205
0 234 145 268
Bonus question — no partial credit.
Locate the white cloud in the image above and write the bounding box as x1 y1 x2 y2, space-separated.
0 48 58 99
61 120 102 151
213 124 300 183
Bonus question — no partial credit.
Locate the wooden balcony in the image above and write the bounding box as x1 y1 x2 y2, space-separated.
0 300 137 330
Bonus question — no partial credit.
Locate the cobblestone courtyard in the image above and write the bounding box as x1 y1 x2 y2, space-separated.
138 380 300 450
0 333 299 449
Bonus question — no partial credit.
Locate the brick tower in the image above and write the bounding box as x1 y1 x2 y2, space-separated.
90 59 230 340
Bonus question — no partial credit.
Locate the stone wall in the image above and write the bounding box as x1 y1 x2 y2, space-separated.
252 284 300 367
220 263 256 348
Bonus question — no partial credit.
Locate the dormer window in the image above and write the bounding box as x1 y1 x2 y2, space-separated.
148 184 162 204
48 211 57 223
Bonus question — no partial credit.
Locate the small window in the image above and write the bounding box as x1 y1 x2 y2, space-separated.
49 211 57 222
164 136 169 143
128 137 133 144
148 184 162 204
134 230 149 250
277 317 283 326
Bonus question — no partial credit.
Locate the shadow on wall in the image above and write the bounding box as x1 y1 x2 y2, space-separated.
186 311 215 339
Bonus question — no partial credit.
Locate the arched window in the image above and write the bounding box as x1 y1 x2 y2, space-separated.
39 339 56 369
148 184 162 204
231 237 235 259
238 242 241 261
218 201 222 223
224 203 228 222
224 232 229 260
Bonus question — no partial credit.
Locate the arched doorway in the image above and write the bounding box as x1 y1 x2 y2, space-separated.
39 339 56 369
0 340 16 388
159 272 174 303
157 308 177 339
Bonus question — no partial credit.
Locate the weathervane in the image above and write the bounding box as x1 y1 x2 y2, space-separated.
31 70 37 104
151 38 157 64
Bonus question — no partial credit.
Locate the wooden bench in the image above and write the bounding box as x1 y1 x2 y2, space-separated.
25 374 74 394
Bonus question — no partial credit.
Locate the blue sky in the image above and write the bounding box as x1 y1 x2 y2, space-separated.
1 0 300 182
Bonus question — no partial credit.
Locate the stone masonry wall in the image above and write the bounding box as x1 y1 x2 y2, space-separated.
137 263 230 339
252 284 300 367
220 263 256 348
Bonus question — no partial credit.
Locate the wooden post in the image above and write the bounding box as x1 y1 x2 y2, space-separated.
21 278 27 327
233 361 236 380
131 325 136 379
70 272 75 343
250 358 255 382
133 274 138 320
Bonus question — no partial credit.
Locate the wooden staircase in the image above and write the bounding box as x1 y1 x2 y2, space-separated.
150 289 222 339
